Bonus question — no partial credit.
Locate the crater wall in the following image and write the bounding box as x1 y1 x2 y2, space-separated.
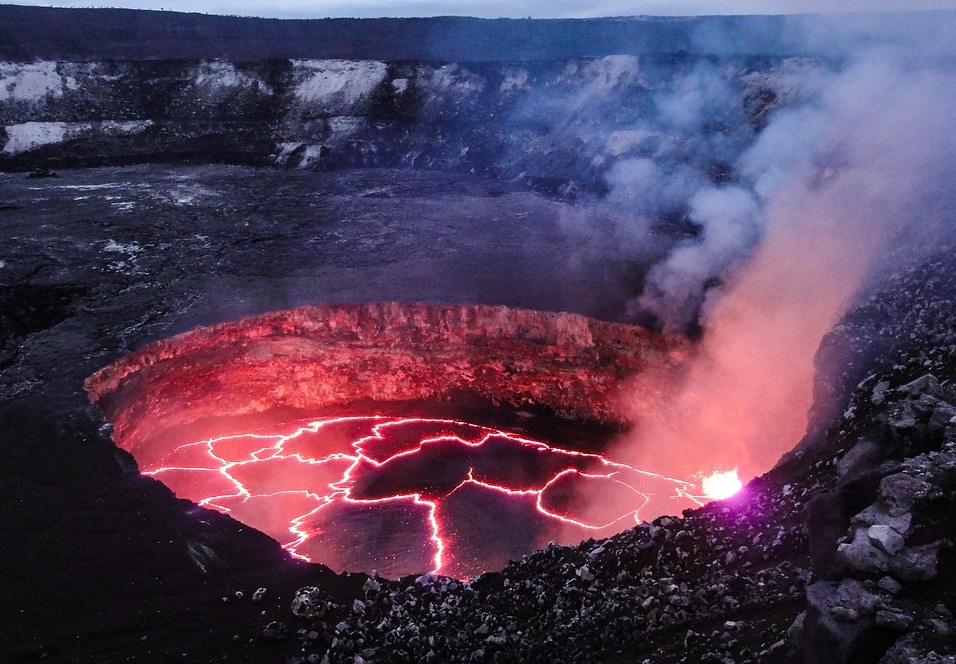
85 302 691 453
0 55 797 197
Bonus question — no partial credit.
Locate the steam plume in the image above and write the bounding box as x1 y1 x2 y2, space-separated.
615 42 956 494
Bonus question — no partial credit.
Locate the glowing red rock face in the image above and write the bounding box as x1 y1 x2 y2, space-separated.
139 415 699 579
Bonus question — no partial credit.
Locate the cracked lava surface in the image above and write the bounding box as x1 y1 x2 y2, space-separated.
140 415 708 579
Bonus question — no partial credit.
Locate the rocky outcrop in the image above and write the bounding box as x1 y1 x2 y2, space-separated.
803 252 956 447
85 302 690 451
795 437 956 664
770 246 956 664
792 372 956 662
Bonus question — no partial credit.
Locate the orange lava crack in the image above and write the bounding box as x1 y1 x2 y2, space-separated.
144 416 705 577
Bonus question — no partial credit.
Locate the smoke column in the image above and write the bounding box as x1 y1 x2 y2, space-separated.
613 41 956 493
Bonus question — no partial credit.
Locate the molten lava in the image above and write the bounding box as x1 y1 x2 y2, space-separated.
701 470 743 500
143 415 703 578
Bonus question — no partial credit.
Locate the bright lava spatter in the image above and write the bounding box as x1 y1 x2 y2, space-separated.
142 416 710 579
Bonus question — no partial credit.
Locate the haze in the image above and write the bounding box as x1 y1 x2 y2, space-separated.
10 0 956 19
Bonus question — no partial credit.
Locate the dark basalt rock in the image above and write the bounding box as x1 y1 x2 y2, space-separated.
806 490 848 580
262 620 290 641
292 587 336 620
26 167 58 178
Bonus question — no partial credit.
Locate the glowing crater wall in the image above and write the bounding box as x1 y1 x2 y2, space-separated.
86 302 690 448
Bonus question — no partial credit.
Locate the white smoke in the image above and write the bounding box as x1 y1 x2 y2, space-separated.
634 185 761 328
614 42 956 491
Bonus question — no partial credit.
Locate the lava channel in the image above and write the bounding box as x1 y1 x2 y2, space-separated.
141 415 701 579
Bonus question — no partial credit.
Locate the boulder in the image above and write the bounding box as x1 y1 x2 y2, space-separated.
262 621 289 641
837 440 888 483
837 531 891 574
878 474 933 517
292 586 334 619
888 541 941 581
866 525 905 556
798 580 890 664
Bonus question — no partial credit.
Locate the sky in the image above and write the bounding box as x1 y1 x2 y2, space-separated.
11 0 956 19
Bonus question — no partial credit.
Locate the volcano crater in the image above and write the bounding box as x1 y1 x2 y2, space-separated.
86 301 693 578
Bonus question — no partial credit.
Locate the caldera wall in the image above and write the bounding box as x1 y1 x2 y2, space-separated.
0 55 793 197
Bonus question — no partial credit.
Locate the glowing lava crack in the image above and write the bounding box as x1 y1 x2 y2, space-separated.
143 415 709 579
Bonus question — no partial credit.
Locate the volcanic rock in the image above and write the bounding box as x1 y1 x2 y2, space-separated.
836 440 887 483
799 580 885 664
806 490 848 579
25 167 58 178
837 532 892 575
871 381 891 406
877 576 902 594
867 525 905 555
880 636 956 664
887 542 942 582
263 621 290 641
875 610 914 631
292 587 335 619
